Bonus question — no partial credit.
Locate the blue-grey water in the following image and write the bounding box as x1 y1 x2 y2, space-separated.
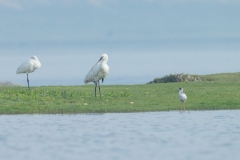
1 110 240 160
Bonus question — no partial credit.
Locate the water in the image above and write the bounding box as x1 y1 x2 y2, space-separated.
0 110 240 160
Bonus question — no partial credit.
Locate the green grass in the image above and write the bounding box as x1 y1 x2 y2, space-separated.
1 72 240 114
199 72 240 82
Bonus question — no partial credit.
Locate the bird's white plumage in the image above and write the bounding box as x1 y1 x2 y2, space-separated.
84 54 109 84
178 87 187 102
16 55 41 88
16 56 41 74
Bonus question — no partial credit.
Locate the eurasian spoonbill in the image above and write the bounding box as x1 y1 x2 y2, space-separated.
84 54 109 98
16 55 41 88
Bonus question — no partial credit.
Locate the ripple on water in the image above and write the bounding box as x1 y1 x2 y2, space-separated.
0 110 240 160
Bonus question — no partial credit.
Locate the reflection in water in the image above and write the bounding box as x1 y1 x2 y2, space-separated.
0 110 240 160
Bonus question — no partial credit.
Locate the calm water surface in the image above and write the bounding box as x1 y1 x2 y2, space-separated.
0 110 240 160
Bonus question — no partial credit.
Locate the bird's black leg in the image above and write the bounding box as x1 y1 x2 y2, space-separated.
98 81 102 99
94 81 97 97
27 74 29 88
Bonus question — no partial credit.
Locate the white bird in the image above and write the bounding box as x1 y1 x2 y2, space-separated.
16 55 41 88
84 54 109 98
178 87 187 110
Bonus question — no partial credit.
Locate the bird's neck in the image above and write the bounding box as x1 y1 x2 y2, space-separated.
101 59 108 65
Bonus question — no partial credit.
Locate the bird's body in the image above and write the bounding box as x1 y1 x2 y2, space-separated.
16 56 41 88
84 54 109 98
178 87 187 110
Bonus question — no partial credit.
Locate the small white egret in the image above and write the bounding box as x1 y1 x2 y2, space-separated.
16 55 41 88
84 54 109 98
178 87 187 110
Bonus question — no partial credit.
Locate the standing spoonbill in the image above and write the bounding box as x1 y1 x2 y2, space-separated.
16 55 41 88
84 54 109 98
178 87 187 110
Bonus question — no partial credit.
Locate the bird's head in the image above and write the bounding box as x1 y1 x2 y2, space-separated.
98 53 108 62
102 54 108 60
31 55 39 61
178 87 183 92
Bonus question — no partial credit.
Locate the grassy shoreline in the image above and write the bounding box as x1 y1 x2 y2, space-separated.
1 76 240 114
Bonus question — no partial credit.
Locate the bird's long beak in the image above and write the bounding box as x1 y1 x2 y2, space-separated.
98 57 103 62
91 57 103 70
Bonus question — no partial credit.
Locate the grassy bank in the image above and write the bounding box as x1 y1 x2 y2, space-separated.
1 72 240 114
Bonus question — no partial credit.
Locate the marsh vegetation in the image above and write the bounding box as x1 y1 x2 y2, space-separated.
1 72 240 114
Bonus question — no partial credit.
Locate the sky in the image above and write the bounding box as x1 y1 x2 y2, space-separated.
0 0 240 86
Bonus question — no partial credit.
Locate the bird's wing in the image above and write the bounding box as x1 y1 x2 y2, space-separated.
183 92 187 99
179 94 187 101
16 60 34 74
92 63 102 76
84 63 101 84
184 94 187 99
84 70 94 84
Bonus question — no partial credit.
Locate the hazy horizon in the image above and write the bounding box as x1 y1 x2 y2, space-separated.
0 0 240 86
